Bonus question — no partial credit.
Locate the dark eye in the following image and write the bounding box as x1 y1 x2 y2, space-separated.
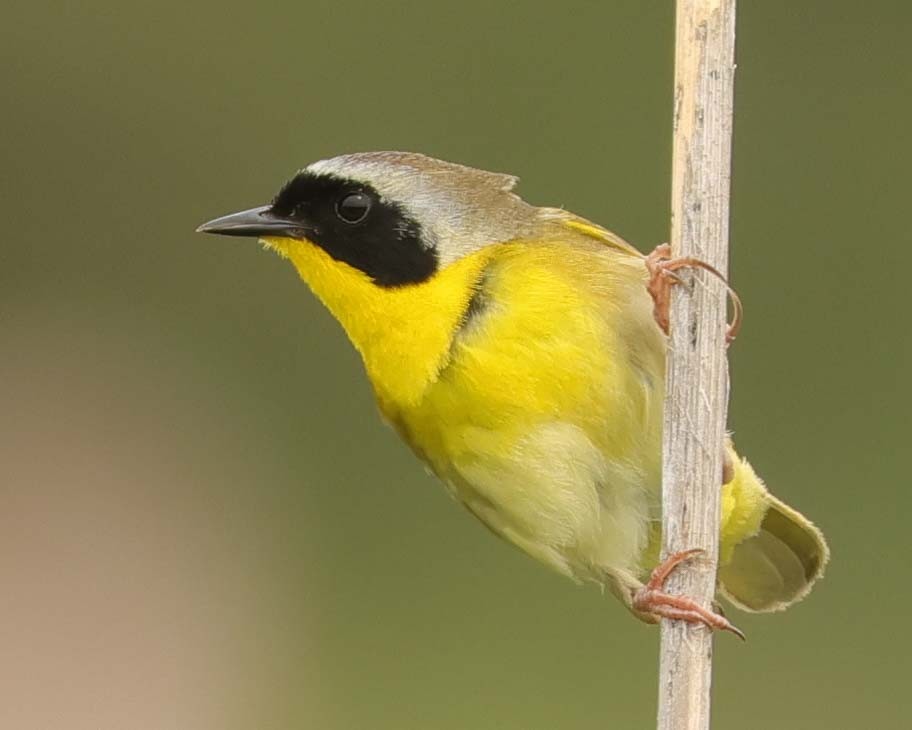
336 192 371 223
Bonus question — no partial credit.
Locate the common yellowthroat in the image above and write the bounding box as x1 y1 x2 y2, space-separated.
198 152 827 632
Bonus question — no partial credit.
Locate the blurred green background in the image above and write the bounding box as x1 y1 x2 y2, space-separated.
1 1 909 728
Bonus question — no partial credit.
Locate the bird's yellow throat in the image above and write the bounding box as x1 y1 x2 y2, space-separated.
263 235 494 408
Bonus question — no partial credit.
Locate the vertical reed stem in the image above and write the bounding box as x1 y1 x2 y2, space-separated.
657 2 737 728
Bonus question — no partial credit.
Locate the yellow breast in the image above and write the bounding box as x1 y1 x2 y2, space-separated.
398 241 661 469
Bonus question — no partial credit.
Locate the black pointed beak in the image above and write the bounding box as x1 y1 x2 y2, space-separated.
196 205 300 237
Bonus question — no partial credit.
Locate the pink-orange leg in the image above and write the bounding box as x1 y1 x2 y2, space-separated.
645 243 676 337
633 549 746 641
645 243 743 344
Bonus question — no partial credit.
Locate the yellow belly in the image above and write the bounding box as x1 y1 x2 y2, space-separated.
387 240 666 581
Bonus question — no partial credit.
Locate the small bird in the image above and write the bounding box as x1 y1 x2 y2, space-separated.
198 152 828 634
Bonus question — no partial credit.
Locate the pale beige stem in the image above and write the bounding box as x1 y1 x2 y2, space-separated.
657 1 737 729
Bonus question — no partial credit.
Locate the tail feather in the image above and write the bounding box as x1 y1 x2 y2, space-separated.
718 449 829 613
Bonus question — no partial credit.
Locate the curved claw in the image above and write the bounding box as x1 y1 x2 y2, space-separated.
645 244 743 345
633 549 746 641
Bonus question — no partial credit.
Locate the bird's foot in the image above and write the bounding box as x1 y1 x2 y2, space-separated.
633 548 746 640
644 244 676 337
644 243 743 344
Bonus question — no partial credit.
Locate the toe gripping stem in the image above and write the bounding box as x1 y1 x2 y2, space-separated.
645 243 743 345
633 549 746 641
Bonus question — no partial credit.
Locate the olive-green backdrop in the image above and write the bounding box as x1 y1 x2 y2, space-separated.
2 1 909 728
